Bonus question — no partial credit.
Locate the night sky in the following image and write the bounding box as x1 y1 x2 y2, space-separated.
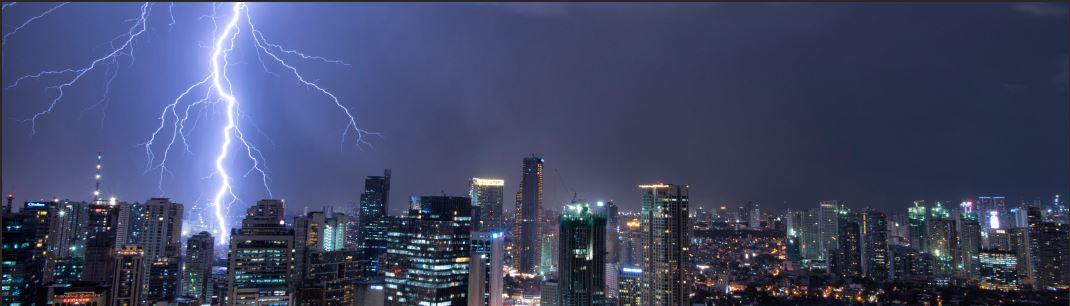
3 3 1068 220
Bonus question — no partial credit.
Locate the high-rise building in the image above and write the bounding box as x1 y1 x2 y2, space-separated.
46 199 89 281
540 280 559 306
468 231 504 306
834 212 862 277
296 249 364 306
639 183 690 306
147 254 182 303
384 196 472 306
1034 222 1070 289
957 218 982 282
183 231 214 303
816 201 840 260
977 196 1007 231
619 217 643 267
978 249 1019 291
907 202 928 252
294 210 349 284
861 210 889 280
513 155 544 275
471 178 505 231
540 231 558 276
927 207 957 285
227 199 295 305
82 201 120 284
143 198 184 301
111 245 146 306
558 203 607 305
1 202 51 306
142 199 183 261
359 169 391 274
617 266 642 306
602 201 619 265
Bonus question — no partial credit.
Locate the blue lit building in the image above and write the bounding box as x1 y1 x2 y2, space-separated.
384 196 472 306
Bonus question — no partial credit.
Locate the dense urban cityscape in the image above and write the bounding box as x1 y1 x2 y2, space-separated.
2 154 1068 305
3 2 1068 306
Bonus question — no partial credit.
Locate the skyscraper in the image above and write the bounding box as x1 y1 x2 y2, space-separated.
639 183 690 306
359 169 391 273
927 205 957 285
1 202 50 306
861 210 889 280
111 245 146 306
183 231 215 303
977 249 1020 291
468 231 504 306
384 196 472 306
817 201 840 261
1034 222 1070 289
143 198 184 300
957 218 982 282
470 178 505 231
83 200 120 284
907 202 928 253
835 212 862 277
558 203 607 305
227 199 295 305
617 266 642 306
513 155 544 275
294 210 349 284
142 198 183 262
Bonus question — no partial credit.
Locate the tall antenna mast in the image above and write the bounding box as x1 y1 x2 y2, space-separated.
94 151 102 202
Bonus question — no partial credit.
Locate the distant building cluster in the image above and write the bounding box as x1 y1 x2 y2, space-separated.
2 153 1067 305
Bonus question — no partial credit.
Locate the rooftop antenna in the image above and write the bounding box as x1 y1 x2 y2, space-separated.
94 151 102 203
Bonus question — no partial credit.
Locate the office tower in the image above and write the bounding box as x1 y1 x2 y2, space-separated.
1 202 50 306
384 196 472 306
861 210 888 280
927 206 956 285
603 201 619 264
977 249 1020 291
1034 222 1070 289
112 245 146 306
957 218 982 282
116 201 145 247
47 200 89 279
359 169 391 273
82 200 120 284
540 280 559 306
294 210 349 284
142 198 184 263
1005 228 1034 287
619 217 643 267
907 202 928 252
540 232 558 276
817 201 840 259
468 231 504 306
471 178 505 231
143 198 184 300
513 155 544 275
639 183 690 306
558 203 607 305
977 196 1007 231
617 266 642 306
147 254 182 303
296 249 364 306
888 245 934 281
835 212 862 277
604 263 619 301
183 231 214 303
227 199 295 305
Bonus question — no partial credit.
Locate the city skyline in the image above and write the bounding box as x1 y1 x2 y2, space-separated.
2 3 1067 216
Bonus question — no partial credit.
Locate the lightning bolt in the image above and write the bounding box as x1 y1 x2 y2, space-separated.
5 2 376 245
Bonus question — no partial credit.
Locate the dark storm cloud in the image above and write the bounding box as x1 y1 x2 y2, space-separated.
3 3 1067 217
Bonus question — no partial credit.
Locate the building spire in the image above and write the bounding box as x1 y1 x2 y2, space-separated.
94 151 102 202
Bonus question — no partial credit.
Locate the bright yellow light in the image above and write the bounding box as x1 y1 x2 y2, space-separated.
472 178 504 186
